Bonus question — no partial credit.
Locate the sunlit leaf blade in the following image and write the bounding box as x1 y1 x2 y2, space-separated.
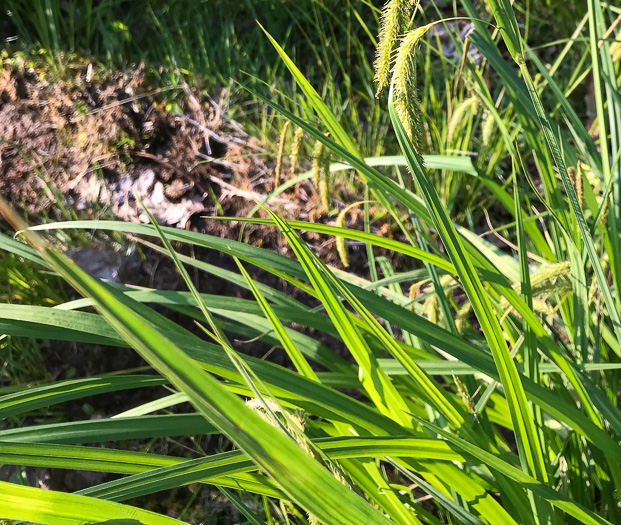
0 414 217 444
0 481 182 525
0 200 394 525
0 375 166 418
235 258 319 382
388 96 549 488
414 418 611 525
485 0 524 62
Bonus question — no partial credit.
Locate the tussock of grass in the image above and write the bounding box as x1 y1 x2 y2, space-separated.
1 1 621 524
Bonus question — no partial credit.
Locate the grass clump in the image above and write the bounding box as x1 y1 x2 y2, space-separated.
1 1 621 524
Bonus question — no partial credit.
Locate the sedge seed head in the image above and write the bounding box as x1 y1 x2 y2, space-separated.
500 262 572 312
311 140 324 188
448 96 478 142
374 0 411 96
274 120 290 188
393 25 431 158
335 209 350 268
453 373 475 414
482 110 495 147
455 300 472 334
289 127 305 177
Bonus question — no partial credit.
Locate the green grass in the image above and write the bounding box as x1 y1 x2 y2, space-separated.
1 0 590 171
1 0 621 523
3 0 389 155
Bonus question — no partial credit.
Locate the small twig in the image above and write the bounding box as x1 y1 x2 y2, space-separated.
480 206 549 264
85 86 181 115
204 173 291 205
599 13 621 48
194 151 245 171
181 114 268 152
134 151 210 195
261 346 279 361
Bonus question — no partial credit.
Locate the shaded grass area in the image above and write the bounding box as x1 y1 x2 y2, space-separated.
4 1 377 87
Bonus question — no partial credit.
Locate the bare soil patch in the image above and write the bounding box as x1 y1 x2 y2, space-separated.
0 61 406 271
0 63 270 227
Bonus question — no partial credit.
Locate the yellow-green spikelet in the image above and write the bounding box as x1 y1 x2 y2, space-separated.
448 96 479 142
311 140 324 188
274 120 290 188
335 209 350 267
499 261 572 312
289 127 305 177
375 0 412 96
392 25 432 160
482 110 495 147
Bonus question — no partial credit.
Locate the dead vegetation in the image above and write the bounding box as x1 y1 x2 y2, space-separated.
0 61 273 226
0 59 406 274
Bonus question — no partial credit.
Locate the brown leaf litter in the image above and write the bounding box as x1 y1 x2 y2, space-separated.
0 62 275 228
0 60 406 273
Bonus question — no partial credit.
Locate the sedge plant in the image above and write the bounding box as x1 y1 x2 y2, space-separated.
0 1 620 524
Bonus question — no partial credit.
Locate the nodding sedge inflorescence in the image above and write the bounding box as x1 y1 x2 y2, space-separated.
482 109 496 147
311 137 332 213
499 261 572 315
335 208 350 268
448 96 479 142
375 0 431 162
311 140 324 190
374 0 412 97
289 126 305 177
274 120 290 189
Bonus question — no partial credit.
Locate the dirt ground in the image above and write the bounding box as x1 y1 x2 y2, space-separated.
0 60 406 270
0 58 411 383
0 61 270 223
